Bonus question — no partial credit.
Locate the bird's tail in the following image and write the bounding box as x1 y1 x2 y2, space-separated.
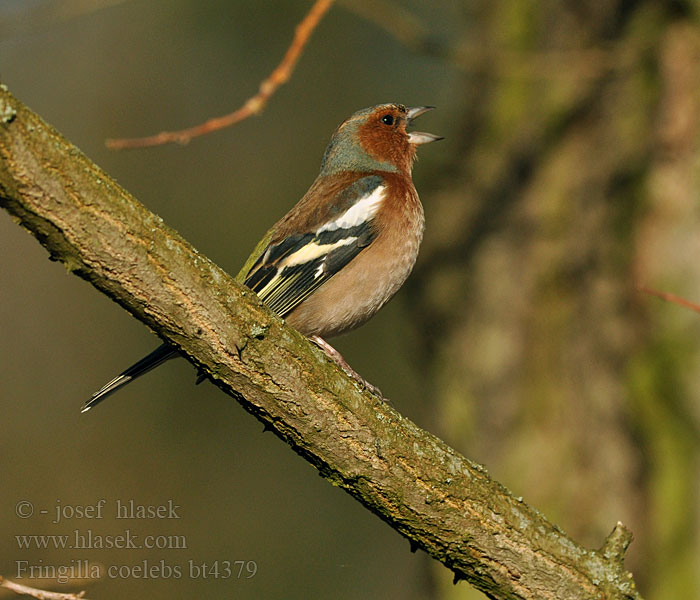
82 343 178 412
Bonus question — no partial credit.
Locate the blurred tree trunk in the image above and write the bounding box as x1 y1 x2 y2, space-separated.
406 1 700 598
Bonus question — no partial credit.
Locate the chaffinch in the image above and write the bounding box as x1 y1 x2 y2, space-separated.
84 103 441 411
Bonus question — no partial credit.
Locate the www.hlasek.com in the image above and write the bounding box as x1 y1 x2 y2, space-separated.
16 529 186 550
15 559 258 583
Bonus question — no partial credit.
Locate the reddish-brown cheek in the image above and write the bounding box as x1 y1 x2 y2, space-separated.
358 121 414 171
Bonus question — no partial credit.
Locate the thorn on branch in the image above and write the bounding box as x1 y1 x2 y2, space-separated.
600 521 633 564
452 571 466 585
409 539 420 553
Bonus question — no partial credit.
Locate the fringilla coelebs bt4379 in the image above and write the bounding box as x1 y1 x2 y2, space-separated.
84 103 441 411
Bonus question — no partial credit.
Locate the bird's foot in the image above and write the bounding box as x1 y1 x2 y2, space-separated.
309 335 384 399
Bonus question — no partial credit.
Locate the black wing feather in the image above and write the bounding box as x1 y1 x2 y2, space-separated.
246 224 377 318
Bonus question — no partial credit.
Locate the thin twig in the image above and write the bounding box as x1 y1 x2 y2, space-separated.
338 0 429 53
639 285 700 315
339 0 614 78
106 0 333 150
0 576 88 600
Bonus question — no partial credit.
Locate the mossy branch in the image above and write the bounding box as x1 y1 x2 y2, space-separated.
0 85 642 600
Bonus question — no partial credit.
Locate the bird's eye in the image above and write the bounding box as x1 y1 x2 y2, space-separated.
381 114 394 126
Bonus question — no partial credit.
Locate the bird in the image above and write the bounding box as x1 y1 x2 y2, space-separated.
83 103 441 412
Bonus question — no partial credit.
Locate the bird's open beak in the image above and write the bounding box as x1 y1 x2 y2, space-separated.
406 106 443 145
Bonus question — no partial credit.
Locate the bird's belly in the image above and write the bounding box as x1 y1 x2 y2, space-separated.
285 214 423 339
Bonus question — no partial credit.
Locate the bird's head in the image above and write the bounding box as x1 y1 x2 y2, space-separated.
320 104 442 176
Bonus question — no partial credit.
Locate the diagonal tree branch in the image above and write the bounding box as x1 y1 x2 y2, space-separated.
0 85 642 600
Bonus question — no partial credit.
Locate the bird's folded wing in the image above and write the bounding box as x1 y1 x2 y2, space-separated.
244 176 386 317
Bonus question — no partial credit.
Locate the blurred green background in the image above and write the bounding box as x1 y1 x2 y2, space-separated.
1 1 699 599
